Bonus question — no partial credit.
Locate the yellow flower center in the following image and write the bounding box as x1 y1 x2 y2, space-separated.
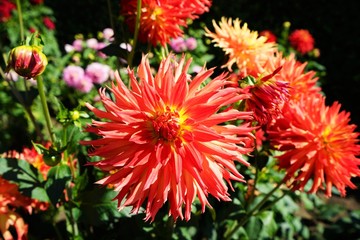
152 107 182 141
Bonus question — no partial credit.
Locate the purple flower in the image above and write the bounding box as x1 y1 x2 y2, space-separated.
85 62 111 84
185 37 197 51
169 37 187 52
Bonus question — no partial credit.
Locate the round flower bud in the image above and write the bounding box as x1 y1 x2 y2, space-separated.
6 45 48 79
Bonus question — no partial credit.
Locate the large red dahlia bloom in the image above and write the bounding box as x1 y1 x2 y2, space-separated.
120 0 211 47
268 95 360 197
82 54 254 221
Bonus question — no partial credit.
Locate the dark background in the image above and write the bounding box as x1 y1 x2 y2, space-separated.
47 0 360 131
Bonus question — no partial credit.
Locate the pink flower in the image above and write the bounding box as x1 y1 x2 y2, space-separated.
86 38 99 50
169 37 187 52
185 37 197 51
72 39 83 52
85 62 111 84
63 65 94 93
103 28 114 41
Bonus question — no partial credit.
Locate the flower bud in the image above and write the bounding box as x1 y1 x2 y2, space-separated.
6 45 48 79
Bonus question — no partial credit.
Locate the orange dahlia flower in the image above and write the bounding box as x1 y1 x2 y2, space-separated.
82 54 255 221
288 29 315 55
120 0 211 47
205 17 276 77
268 95 360 197
261 52 321 103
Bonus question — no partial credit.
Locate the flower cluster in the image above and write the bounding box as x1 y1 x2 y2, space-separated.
63 62 112 93
62 28 118 92
169 36 197 53
206 17 360 198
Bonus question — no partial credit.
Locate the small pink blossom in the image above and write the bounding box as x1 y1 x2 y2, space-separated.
72 39 83 52
85 62 111 84
103 28 114 41
63 65 93 92
185 37 197 51
86 38 98 50
169 37 187 52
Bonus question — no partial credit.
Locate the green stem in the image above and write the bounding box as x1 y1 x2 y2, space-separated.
0 67 43 141
224 182 283 240
36 76 56 143
127 0 142 69
15 0 24 42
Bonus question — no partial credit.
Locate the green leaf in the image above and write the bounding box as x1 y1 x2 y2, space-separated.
77 187 124 226
44 164 72 206
0 157 48 202
258 211 278 238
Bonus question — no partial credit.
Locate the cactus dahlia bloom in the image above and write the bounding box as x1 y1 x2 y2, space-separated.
268 95 360 197
205 17 276 77
82 54 255 221
120 0 211 47
261 52 321 103
288 29 315 55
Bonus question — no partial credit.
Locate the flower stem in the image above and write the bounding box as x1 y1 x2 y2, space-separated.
36 76 56 143
15 0 24 42
224 182 283 240
127 0 142 68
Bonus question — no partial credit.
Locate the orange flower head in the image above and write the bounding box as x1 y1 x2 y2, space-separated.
288 29 315 55
261 52 321 103
5 143 52 180
121 0 210 46
205 17 276 77
82 54 255 221
268 95 360 197
0 177 31 240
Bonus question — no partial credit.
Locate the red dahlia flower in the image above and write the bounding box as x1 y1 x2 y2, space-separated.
0 0 16 22
268 95 360 197
288 29 315 55
242 67 290 125
82 54 255 221
261 52 321 103
120 0 211 46
259 30 277 43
